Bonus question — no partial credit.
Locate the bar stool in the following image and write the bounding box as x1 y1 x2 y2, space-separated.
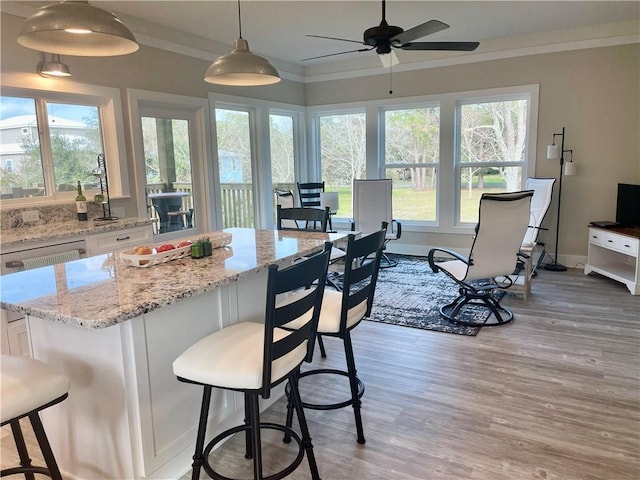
173 243 332 480
285 228 386 445
1 355 70 480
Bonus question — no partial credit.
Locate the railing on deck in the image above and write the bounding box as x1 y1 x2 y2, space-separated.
145 182 297 231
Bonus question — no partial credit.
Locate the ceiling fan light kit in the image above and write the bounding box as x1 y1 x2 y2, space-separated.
204 0 281 86
17 1 139 56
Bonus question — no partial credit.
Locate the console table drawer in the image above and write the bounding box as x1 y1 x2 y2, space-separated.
617 236 639 256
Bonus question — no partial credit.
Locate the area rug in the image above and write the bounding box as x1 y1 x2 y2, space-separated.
367 254 504 336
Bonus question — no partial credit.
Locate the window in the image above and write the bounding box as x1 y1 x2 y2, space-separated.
316 110 366 218
383 106 440 223
270 113 295 215
456 96 529 224
0 83 128 204
215 108 255 228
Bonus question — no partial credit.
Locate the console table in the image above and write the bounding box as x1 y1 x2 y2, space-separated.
585 226 640 295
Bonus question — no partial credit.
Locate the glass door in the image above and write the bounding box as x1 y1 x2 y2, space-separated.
140 113 197 238
214 108 255 228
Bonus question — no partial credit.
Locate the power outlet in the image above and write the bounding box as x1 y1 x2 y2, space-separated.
21 210 40 222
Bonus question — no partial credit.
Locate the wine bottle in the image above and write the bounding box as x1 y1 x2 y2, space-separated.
75 180 88 221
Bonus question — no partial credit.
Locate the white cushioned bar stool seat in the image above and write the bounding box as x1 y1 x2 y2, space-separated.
285 228 386 446
1 354 70 480
173 243 332 480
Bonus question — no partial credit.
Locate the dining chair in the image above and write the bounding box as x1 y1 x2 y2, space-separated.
297 182 325 208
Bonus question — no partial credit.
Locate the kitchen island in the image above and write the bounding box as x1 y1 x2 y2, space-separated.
0 228 347 480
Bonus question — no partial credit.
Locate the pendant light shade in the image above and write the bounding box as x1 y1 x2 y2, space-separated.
17 1 138 56
204 0 280 86
204 38 281 86
37 53 72 77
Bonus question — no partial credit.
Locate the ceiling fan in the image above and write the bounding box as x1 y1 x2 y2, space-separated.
303 0 479 62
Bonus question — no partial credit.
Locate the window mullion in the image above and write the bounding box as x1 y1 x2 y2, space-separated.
35 99 56 196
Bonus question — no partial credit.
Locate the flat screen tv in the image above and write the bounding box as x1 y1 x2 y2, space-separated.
616 183 640 227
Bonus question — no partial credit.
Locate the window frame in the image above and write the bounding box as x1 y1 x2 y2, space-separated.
0 77 130 208
309 84 539 234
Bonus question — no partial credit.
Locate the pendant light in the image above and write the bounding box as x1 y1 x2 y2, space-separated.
37 53 72 77
17 1 138 57
204 0 280 86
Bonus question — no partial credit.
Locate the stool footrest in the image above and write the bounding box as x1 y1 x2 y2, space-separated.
293 368 364 411
202 422 305 480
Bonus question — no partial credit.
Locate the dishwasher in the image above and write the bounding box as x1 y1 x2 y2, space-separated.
1 237 87 356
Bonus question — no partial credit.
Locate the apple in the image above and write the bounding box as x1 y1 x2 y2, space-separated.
177 240 192 248
133 246 152 255
157 243 176 253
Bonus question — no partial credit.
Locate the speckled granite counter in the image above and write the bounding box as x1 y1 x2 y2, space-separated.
0 228 345 329
1 216 152 251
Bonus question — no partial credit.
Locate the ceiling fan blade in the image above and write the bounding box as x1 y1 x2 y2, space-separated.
391 20 449 45
302 47 374 61
307 34 364 45
399 41 480 52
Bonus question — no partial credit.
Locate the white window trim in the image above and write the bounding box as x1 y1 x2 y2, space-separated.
1 74 130 208
308 84 539 234
126 88 214 238
208 93 306 229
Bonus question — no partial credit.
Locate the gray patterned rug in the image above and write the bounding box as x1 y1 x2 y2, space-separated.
368 254 504 336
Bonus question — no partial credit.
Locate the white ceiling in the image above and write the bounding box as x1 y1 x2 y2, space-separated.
3 1 639 79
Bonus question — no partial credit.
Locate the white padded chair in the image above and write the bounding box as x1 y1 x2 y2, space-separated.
427 191 534 327
173 244 332 480
352 179 402 267
1 355 70 480
522 177 555 271
284 228 387 445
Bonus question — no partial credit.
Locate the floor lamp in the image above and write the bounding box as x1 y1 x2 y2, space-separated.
544 127 576 271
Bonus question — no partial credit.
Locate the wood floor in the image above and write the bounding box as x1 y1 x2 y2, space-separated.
3 268 639 479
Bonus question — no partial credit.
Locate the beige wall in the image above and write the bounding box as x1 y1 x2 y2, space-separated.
306 44 640 261
1 10 638 262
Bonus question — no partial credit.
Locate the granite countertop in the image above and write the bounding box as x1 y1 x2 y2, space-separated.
0 228 346 329
1 217 152 251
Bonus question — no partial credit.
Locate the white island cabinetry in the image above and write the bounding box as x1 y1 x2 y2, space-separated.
585 226 640 295
1 228 347 480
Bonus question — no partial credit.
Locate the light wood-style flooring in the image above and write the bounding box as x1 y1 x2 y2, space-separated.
3 268 639 479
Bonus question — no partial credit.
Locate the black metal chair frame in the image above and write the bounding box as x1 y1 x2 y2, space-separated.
1 392 68 480
176 244 332 480
427 191 534 327
284 228 386 445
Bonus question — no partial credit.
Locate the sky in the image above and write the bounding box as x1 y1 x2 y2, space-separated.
0 96 91 122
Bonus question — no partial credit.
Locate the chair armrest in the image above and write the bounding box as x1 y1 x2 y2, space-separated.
427 247 469 273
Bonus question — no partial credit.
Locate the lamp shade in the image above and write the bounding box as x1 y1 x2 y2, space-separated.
546 144 560 160
320 192 340 214
37 54 71 77
18 1 139 56
564 161 577 176
204 38 281 86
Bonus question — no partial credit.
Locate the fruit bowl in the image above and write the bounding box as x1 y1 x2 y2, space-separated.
120 244 191 268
